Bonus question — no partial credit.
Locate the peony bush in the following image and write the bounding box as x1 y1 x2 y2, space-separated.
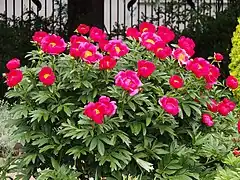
4 22 240 179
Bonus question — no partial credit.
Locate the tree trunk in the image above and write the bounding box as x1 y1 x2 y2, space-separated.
67 0 104 37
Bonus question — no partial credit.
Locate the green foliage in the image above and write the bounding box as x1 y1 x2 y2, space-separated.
215 153 240 180
229 17 240 107
6 29 239 179
0 100 16 157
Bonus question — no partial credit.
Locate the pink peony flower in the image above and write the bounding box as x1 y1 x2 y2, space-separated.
78 42 103 63
186 57 210 78
139 22 156 33
202 113 214 127
32 31 48 44
40 34 67 55
104 40 129 59
98 96 117 116
172 48 190 65
84 102 105 124
207 99 218 113
89 27 107 42
178 36 195 57
159 96 180 115
140 32 162 51
6 58 20 70
76 24 90 34
126 27 140 40
115 70 142 96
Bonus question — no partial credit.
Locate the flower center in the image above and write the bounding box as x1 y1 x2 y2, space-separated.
142 28 148 32
50 42 56 47
178 53 185 61
84 50 93 58
44 73 50 79
146 39 155 44
95 109 100 114
157 48 163 52
115 46 121 53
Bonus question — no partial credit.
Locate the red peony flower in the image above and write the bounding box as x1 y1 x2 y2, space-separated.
70 35 88 45
89 27 107 42
104 40 129 59
186 57 210 78
6 69 23 87
140 32 162 51
69 43 81 58
98 96 117 116
233 148 240 157
204 64 220 85
218 98 236 116
169 75 184 89
6 58 20 70
126 27 140 40
98 39 109 51
226 75 238 89
41 34 66 55
76 24 90 34
78 42 103 63
214 52 223 61
154 45 172 60
159 96 180 116
139 22 156 33
84 102 105 124
115 70 142 96
238 120 240 134
202 113 214 127
99 56 117 70
156 26 175 43
32 31 48 44
137 60 156 78
172 48 189 65
207 99 218 113
178 36 195 57
39 67 56 86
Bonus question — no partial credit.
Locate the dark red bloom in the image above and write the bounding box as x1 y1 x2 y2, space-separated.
226 75 238 89
169 75 184 89
6 58 20 70
98 39 109 51
214 53 223 61
6 69 23 87
159 96 180 116
126 27 140 40
32 31 48 44
207 99 218 113
137 60 156 78
39 67 56 86
99 56 117 70
76 24 90 34
139 22 156 33
156 26 175 43
238 120 240 134
233 148 240 157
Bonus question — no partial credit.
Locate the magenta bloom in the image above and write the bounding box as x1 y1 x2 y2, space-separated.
89 27 107 42
98 96 117 116
186 57 210 78
6 58 20 70
115 70 142 96
140 32 162 51
32 31 48 44
202 113 214 127
40 34 66 55
226 75 238 89
159 96 180 116
78 42 103 63
172 48 189 65
104 40 129 59
156 26 175 43
126 27 140 40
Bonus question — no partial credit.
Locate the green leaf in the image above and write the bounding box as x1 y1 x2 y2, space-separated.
97 140 105 156
128 101 136 111
64 106 72 117
51 158 60 170
89 137 98 151
134 158 154 172
182 104 191 117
